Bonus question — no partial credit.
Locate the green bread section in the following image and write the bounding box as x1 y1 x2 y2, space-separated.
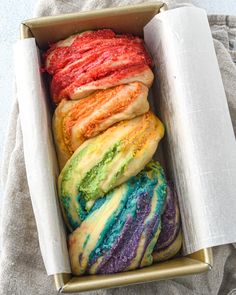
58 140 133 231
77 142 129 201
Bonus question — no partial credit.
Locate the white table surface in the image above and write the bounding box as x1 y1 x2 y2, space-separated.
0 0 236 201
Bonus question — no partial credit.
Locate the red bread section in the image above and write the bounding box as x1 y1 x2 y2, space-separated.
44 29 154 103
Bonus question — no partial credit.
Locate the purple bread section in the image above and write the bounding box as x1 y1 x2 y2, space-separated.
154 185 181 253
96 192 152 274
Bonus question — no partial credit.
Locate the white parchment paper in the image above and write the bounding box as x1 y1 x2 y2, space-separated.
14 39 71 275
144 7 236 254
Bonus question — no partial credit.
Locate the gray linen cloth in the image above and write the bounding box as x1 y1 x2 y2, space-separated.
0 0 236 294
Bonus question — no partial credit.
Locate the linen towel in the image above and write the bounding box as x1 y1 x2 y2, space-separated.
0 1 236 294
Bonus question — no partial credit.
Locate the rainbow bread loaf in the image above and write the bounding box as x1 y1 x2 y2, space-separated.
58 112 164 231
68 161 167 275
45 29 182 276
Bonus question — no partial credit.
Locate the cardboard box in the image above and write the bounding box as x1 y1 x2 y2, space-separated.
20 3 213 293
